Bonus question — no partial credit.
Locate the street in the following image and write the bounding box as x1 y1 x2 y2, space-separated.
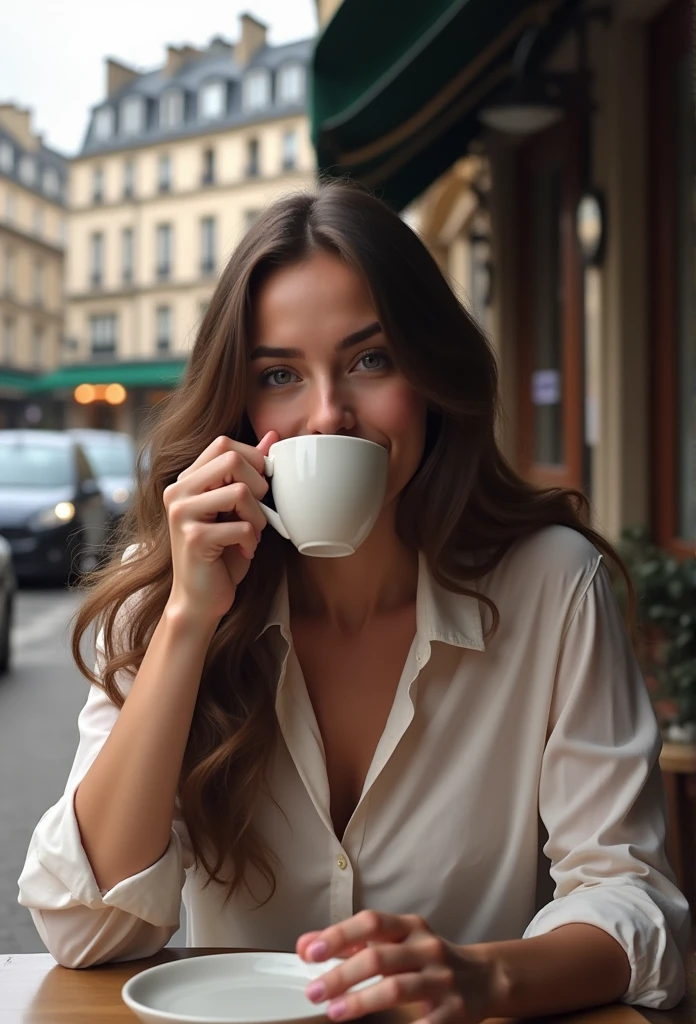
0 583 186 955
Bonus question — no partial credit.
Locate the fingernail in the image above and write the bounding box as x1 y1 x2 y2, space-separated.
327 1000 347 1021
306 981 326 1003
255 529 262 543
307 940 328 961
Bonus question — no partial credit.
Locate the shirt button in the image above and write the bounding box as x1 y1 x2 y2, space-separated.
336 855 348 870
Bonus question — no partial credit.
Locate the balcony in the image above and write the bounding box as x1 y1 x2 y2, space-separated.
156 264 171 282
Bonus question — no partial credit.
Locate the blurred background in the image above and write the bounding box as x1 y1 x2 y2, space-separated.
0 0 694 953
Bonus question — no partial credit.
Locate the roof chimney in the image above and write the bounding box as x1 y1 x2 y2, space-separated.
234 13 267 65
0 104 36 150
106 58 140 97
165 44 202 76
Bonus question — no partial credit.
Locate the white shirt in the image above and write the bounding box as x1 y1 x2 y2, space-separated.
18 526 689 1006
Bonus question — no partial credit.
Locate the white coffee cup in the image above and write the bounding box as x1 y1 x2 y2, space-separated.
258 435 388 558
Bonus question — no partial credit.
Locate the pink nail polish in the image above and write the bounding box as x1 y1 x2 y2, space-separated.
306 981 326 1003
327 1000 347 1021
307 940 328 961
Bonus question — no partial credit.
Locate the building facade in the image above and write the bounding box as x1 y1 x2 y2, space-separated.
63 14 315 435
313 0 694 552
0 104 66 426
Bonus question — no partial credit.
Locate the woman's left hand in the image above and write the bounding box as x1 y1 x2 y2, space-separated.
296 910 500 1024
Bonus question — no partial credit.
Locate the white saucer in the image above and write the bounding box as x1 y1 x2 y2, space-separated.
122 951 377 1024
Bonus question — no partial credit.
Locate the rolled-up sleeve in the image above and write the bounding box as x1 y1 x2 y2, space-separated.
17 624 191 968
523 559 690 1008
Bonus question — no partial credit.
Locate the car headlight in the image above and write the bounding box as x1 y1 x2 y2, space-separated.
29 502 76 530
111 487 130 505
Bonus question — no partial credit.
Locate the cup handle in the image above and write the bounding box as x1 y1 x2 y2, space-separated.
258 455 290 540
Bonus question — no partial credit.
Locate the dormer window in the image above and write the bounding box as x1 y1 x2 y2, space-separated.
94 106 115 140
0 141 14 174
243 69 270 111
199 81 226 120
160 90 183 129
277 64 305 105
121 95 145 136
43 168 60 197
19 156 36 187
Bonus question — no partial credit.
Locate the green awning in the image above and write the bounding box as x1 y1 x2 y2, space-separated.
312 0 574 209
32 359 188 393
0 371 39 395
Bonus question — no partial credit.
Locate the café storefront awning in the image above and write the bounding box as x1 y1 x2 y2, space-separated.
312 0 577 210
32 359 188 394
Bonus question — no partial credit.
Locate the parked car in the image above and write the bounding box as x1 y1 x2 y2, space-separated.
0 533 16 673
0 430 110 582
67 429 136 530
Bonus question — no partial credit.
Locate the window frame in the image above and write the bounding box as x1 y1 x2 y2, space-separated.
120 95 145 136
277 63 305 105
243 69 271 112
199 80 227 121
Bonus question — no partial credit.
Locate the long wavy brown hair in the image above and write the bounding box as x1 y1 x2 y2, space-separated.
72 179 632 904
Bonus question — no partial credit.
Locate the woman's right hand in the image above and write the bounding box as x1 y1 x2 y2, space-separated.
163 431 278 626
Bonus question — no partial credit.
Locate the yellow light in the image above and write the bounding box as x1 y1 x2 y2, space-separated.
105 383 127 405
74 384 96 404
54 502 75 522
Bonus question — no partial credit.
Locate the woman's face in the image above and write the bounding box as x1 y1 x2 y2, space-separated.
246 250 428 506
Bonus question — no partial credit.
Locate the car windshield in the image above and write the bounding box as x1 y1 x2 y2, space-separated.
80 440 135 478
0 444 73 487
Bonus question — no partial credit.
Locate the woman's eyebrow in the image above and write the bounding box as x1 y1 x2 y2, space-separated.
250 321 382 360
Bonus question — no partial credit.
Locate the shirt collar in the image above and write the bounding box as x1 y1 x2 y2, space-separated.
256 551 485 652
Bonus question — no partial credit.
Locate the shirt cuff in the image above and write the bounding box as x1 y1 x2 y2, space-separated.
523 883 687 1008
21 788 184 929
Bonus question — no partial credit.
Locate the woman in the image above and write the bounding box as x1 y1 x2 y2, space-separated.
19 182 688 1020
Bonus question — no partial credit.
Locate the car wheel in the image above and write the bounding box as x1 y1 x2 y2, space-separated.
0 592 13 675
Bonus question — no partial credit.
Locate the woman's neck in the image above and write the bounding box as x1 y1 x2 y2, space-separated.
287 506 418 634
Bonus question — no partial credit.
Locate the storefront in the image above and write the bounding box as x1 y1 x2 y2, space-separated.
312 0 695 545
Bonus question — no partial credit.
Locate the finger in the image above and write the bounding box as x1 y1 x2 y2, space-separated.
175 448 269 500
185 519 261 562
307 941 445 1003
303 910 420 962
256 430 279 456
296 933 321 960
177 435 269 482
185 483 268 536
413 992 467 1024
323 969 452 1023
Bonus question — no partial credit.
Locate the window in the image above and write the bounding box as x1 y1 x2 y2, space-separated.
244 209 260 231
3 318 15 362
93 166 104 203
43 168 60 197
19 156 36 187
282 130 297 171
160 90 183 129
156 306 172 352
202 148 215 185
200 217 216 275
0 141 14 174
123 159 135 198
246 138 260 178
4 249 15 296
33 261 44 305
32 325 44 368
242 69 270 111
90 314 117 356
120 95 145 136
156 223 173 280
4 192 15 224
94 106 115 140
158 154 172 193
277 64 305 105
199 81 226 120
122 227 134 284
33 205 43 235
90 232 104 288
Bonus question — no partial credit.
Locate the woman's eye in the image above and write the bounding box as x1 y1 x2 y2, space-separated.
356 350 390 372
260 367 298 388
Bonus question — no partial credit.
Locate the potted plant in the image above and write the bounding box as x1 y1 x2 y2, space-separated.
617 527 696 742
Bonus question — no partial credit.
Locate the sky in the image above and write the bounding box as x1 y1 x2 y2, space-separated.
0 0 318 156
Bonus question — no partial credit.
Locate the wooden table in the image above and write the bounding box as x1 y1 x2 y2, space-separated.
1 949 695 1024
660 743 696 916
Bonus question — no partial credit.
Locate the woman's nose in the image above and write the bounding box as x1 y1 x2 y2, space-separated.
305 385 356 435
